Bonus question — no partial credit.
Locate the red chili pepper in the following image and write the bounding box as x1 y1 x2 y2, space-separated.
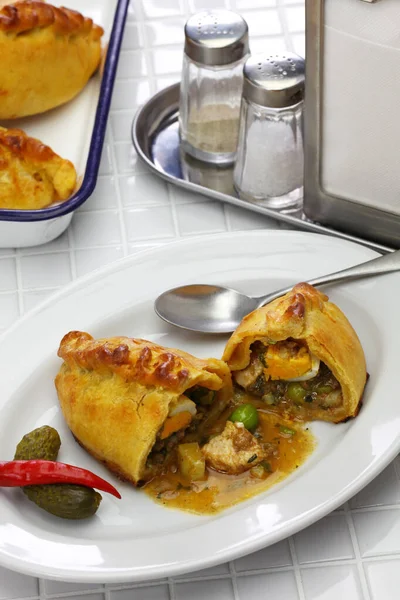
0 460 121 499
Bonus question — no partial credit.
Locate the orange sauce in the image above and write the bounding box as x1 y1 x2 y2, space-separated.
144 409 315 515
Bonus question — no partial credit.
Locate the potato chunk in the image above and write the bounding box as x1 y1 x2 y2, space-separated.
178 443 206 481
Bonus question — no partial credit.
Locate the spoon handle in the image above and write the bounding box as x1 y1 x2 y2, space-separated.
256 248 400 308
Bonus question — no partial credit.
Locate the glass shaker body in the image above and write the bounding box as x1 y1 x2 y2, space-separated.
234 97 304 209
233 52 305 212
178 10 249 166
179 53 248 165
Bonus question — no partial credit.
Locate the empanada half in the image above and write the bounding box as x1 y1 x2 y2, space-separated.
55 332 232 484
0 1 104 118
223 283 367 423
0 126 77 208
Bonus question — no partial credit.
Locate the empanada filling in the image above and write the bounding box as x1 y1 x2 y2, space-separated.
146 385 220 472
233 340 342 419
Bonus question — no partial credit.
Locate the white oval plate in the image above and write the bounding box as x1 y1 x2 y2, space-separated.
0 231 399 583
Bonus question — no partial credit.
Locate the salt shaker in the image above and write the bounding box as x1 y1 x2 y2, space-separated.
233 52 305 211
179 10 249 165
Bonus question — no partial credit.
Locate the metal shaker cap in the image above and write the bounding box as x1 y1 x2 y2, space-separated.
243 52 305 108
184 10 249 67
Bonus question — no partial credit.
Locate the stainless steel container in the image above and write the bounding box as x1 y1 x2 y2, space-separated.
179 10 249 165
304 0 400 246
233 52 305 211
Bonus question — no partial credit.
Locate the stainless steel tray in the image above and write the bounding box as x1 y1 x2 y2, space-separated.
132 83 394 254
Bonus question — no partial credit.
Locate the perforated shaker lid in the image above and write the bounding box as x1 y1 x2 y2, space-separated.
243 52 305 108
184 10 249 67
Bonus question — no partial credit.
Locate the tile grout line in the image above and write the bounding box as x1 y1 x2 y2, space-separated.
168 576 176 600
344 503 372 600
38 576 46 600
107 125 130 257
276 0 294 52
135 0 157 96
288 536 306 600
229 560 240 600
167 184 182 238
14 249 25 316
67 226 77 280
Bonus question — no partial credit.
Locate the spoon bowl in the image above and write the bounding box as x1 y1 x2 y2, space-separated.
155 284 258 334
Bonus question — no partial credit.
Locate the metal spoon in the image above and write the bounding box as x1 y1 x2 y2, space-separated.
155 249 400 334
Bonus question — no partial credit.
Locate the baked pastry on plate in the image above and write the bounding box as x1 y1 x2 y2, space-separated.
223 283 367 423
0 126 76 209
55 332 232 485
0 1 104 118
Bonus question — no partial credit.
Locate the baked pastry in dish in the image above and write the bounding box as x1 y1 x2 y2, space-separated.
0 125 76 209
223 283 367 423
55 331 232 485
0 1 104 119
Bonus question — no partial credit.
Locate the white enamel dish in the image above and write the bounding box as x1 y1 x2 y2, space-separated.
0 231 398 583
0 0 128 248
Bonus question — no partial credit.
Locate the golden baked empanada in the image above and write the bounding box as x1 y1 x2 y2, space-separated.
223 283 367 423
55 332 232 485
0 126 76 208
0 1 104 118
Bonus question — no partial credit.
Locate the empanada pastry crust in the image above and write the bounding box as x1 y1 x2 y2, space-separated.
0 126 76 208
0 1 104 118
223 283 367 423
55 331 232 485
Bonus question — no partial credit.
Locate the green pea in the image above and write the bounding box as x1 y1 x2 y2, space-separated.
286 382 307 403
316 385 334 395
229 404 259 431
279 425 296 436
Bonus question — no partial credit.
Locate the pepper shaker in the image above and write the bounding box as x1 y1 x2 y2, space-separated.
179 10 249 165
233 52 305 211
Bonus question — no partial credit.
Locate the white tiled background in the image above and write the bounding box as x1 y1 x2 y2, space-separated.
1 0 399 598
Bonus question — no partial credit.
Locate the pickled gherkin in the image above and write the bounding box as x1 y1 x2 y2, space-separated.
14 426 102 519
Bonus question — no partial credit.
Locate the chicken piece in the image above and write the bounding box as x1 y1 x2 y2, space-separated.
202 421 266 475
234 351 263 389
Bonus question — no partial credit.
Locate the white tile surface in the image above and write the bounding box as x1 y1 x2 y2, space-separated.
365 560 400 600
235 540 292 571
72 211 122 248
80 177 119 211
20 253 72 289
236 572 299 600
150 47 183 75
0 293 19 328
175 580 234 600
294 515 355 564
0 258 17 291
75 247 125 277
117 50 148 78
44 581 102 595
111 79 151 110
353 509 400 558
175 201 226 235
111 585 169 600
350 463 400 508
0 2 399 600
141 0 184 19
301 565 363 600
0 567 38 599
111 112 137 142
119 174 170 206
124 206 176 240
144 18 186 46
114 144 150 174
240 9 282 37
